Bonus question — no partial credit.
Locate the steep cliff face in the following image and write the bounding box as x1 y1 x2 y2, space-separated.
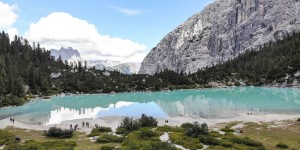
139 0 300 75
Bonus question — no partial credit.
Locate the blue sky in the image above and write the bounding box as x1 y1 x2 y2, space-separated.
0 0 213 62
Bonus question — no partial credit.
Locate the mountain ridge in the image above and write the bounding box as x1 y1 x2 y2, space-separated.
50 47 141 74
139 0 300 75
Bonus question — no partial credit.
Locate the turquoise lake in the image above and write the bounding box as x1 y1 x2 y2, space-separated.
0 87 300 125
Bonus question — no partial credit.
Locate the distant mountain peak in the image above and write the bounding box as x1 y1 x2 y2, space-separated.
50 47 141 74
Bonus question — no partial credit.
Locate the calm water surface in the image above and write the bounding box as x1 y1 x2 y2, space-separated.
0 87 300 125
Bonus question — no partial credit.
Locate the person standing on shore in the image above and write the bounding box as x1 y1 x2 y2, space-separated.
82 122 85 128
12 119 14 124
70 124 72 130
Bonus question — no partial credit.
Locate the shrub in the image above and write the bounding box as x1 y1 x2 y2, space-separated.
220 127 235 133
225 136 264 147
96 134 125 143
0 129 14 145
119 117 141 133
199 135 220 145
97 126 112 132
137 128 158 140
297 118 300 122
156 125 184 132
219 139 233 148
276 143 289 149
116 127 126 135
209 131 222 138
139 114 158 127
100 145 115 150
88 126 112 137
182 122 208 138
45 127 73 138
169 132 203 150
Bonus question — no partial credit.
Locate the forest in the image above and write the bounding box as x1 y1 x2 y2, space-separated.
190 31 300 86
0 31 300 107
0 31 193 107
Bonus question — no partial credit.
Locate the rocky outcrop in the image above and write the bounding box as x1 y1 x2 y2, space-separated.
139 0 300 75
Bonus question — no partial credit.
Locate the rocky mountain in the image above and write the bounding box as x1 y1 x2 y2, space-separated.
50 47 82 64
93 60 141 74
139 0 300 75
50 48 141 74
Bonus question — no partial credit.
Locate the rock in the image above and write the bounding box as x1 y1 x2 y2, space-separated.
139 0 300 75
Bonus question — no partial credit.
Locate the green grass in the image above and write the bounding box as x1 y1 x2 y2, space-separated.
241 121 300 150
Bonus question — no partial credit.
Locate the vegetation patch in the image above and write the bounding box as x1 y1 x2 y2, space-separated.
44 127 73 138
122 128 176 149
4 140 77 150
276 143 289 149
96 134 125 143
220 127 235 133
88 126 112 137
169 132 203 150
0 129 14 145
181 122 209 138
156 125 184 133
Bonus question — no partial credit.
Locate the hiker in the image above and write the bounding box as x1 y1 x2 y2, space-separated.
82 122 85 127
74 124 78 130
95 124 98 128
70 124 73 130
86 122 89 128
10 118 12 122
12 119 14 124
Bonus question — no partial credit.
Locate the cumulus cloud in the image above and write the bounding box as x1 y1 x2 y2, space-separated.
25 12 147 63
112 6 142 16
0 1 18 39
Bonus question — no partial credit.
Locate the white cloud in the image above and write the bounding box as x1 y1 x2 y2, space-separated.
25 12 147 63
0 1 17 29
111 6 142 16
0 1 18 39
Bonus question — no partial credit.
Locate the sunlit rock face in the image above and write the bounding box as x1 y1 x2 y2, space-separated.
139 0 300 75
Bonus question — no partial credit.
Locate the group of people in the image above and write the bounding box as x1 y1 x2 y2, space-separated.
9 118 15 124
70 124 79 130
247 113 254 115
164 120 169 123
69 122 90 130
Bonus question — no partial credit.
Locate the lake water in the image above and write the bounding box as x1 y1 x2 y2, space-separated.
0 87 300 125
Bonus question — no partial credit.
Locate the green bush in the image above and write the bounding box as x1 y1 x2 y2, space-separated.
0 129 14 145
181 122 208 138
96 134 125 143
100 145 115 150
220 127 235 133
276 143 289 149
225 136 264 147
45 127 73 138
116 127 126 135
88 126 112 137
137 128 158 140
139 114 158 127
219 139 233 148
97 126 112 132
119 117 141 132
169 132 203 150
199 135 220 145
156 125 184 132
122 129 176 150
209 131 222 138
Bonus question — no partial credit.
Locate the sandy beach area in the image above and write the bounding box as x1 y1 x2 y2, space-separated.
1 113 300 133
